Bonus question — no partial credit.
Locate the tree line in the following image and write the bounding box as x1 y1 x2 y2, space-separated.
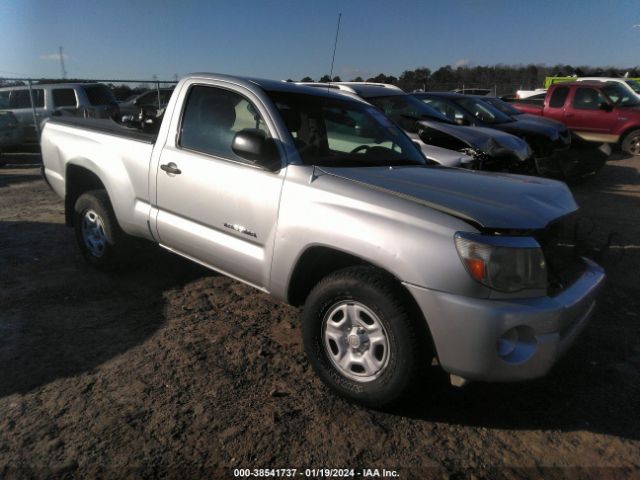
2 64 639 98
292 64 640 95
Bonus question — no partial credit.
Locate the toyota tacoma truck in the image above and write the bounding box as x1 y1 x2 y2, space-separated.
511 81 640 156
41 73 605 407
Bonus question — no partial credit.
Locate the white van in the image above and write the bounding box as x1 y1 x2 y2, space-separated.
0 83 119 144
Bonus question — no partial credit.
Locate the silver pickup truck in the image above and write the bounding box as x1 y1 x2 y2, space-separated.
41 73 605 407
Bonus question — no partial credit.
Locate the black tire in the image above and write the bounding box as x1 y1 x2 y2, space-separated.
301 266 424 408
621 129 640 156
73 189 133 270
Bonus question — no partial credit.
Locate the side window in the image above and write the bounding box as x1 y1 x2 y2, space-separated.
52 88 77 107
179 85 269 161
572 88 605 110
9 89 44 108
549 87 569 108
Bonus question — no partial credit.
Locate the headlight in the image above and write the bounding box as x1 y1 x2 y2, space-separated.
454 232 547 292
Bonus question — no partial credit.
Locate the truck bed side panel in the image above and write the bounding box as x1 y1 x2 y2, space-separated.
41 121 155 240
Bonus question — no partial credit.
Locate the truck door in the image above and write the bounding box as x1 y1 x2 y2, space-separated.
154 84 285 290
565 86 619 141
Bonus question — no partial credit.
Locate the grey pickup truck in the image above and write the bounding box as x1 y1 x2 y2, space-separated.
41 73 605 407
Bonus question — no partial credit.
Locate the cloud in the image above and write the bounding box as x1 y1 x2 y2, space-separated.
40 53 68 61
454 58 471 68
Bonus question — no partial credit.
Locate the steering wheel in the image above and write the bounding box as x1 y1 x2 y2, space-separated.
350 145 370 154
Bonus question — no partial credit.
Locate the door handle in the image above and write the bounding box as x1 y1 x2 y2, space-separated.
160 162 181 175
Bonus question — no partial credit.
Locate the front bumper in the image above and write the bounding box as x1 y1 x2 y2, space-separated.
404 258 605 382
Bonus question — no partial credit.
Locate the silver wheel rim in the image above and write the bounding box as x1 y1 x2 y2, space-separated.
81 209 107 257
628 134 640 155
322 301 390 383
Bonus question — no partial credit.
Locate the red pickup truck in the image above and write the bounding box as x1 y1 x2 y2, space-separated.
512 81 640 156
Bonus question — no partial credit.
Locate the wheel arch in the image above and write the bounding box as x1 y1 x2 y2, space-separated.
64 163 108 226
286 245 435 353
619 126 640 147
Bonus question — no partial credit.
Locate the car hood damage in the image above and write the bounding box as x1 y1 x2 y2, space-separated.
416 120 532 161
319 165 578 230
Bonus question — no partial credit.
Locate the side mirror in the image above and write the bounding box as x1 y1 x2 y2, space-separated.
598 102 613 112
232 129 280 170
133 99 140 106
455 116 470 126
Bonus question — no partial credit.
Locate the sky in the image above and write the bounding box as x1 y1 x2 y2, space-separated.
1 0 639 82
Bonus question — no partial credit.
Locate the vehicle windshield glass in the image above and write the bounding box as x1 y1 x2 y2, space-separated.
454 97 514 124
482 97 522 116
624 79 640 94
603 83 640 107
267 91 426 168
366 94 454 132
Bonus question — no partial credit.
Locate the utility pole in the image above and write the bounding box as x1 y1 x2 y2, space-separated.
59 46 67 79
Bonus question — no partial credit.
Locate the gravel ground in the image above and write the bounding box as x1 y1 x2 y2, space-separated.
0 152 639 479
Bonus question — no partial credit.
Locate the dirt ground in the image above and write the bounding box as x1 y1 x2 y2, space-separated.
0 152 639 480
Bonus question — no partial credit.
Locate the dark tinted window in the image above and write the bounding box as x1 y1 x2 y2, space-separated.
180 85 269 161
83 85 116 106
9 89 44 108
368 94 453 132
572 87 605 110
52 88 77 107
549 87 569 108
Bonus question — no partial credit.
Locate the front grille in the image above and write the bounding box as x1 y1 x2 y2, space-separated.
535 214 586 296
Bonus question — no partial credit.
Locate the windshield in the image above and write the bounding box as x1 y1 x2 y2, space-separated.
366 94 454 132
603 83 640 107
624 79 640 94
482 97 522 116
267 91 426 168
453 97 514 124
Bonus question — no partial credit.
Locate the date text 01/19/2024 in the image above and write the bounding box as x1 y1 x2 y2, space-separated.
232 468 400 478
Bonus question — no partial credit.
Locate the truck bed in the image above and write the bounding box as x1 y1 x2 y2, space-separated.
47 117 157 144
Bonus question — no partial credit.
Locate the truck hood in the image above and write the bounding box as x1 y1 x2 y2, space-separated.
318 165 577 230
417 120 532 160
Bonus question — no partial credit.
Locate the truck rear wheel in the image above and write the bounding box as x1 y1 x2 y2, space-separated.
73 190 132 270
621 129 640 156
301 266 422 408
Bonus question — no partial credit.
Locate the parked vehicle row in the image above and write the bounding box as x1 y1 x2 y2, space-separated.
40 73 605 407
300 82 608 180
0 83 119 145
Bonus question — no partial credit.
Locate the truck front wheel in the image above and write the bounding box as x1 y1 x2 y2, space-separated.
621 129 640 156
73 190 132 270
301 266 422 408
